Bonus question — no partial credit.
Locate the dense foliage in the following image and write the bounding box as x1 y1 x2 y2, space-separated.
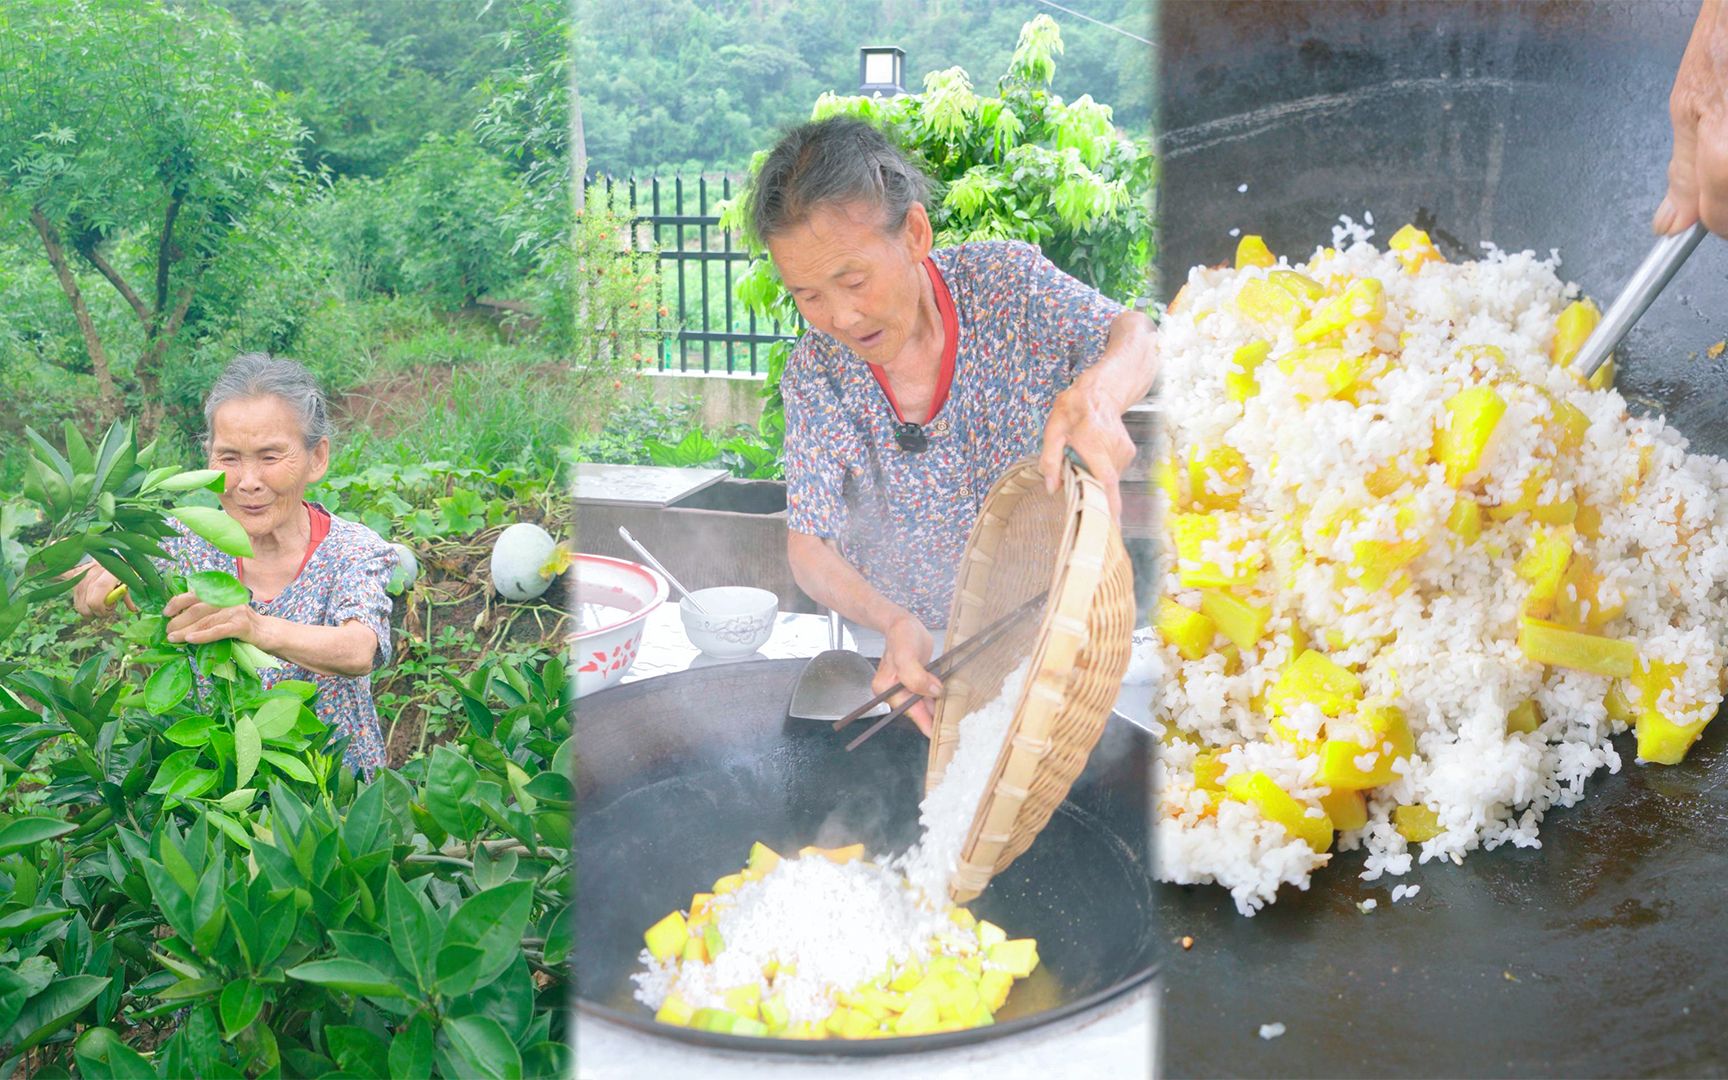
0 0 590 483
575 0 1152 177
0 425 571 1076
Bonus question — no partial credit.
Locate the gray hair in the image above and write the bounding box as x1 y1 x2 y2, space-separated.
203 352 333 451
748 116 931 244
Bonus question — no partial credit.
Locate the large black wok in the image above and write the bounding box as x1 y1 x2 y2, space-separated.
573 660 1157 1055
1158 2 1728 1076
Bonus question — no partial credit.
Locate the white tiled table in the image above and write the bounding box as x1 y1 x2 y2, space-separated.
578 610 1159 1079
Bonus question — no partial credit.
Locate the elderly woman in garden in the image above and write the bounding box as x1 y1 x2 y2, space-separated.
750 116 1159 734
71 353 396 774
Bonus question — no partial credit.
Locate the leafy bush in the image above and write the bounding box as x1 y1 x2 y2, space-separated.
391 134 530 310
0 424 569 1076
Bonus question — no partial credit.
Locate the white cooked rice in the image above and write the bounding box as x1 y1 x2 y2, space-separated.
1153 225 1728 915
631 662 1032 1020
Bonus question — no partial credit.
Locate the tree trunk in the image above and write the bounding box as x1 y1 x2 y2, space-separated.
30 206 119 420
135 280 197 440
572 68 587 213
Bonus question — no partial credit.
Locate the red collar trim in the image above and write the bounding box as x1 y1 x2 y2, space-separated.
867 256 958 425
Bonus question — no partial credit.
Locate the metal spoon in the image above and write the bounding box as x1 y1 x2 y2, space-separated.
1574 221 1708 381
616 526 711 615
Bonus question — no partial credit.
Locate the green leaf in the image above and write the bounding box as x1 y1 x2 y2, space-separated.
385 871 438 992
252 697 301 741
260 749 314 783
234 714 261 790
387 1014 434 1080
0 905 74 939
2 974 111 1054
441 881 533 994
326 1024 390 1076
443 1015 522 1080
216 787 256 812
203 810 252 850
434 943 487 998
232 641 285 674
284 959 407 999
170 506 254 559
75 1026 156 1080
162 714 216 747
188 570 251 609
145 658 196 716
218 979 263 1039
156 469 225 493
0 817 77 856
423 745 481 840
271 679 318 701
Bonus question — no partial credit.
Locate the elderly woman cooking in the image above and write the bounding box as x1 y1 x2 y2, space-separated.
750 116 1159 734
71 353 395 774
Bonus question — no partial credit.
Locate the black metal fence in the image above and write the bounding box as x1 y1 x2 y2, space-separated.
602 174 800 376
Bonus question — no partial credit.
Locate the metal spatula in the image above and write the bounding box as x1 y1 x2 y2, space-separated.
1573 221 1708 381
787 609 888 722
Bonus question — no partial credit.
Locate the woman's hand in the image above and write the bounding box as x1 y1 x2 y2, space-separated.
69 563 135 619
1657 0 1728 236
874 613 943 737
1041 371 1136 519
164 592 261 646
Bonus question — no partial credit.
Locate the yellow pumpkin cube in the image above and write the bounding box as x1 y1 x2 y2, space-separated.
1388 223 1444 271
1295 277 1385 343
986 939 1041 978
1433 386 1508 487
1236 278 1303 325
1224 771 1333 851
1266 649 1364 717
1235 233 1276 269
656 993 696 1026
1199 589 1272 651
644 911 688 962
1393 804 1443 843
1551 298 1601 369
1320 787 1368 831
1517 617 1638 678
1635 712 1709 765
1156 597 1217 661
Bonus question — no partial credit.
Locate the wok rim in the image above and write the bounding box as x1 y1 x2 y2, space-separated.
572 957 1159 1057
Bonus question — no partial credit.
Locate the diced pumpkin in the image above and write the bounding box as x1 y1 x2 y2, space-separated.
1506 700 1542 735
1515 524 1574 617
747 841 781 875
656 993 696 1026
761 993 792 1033
1551 399 1591 452
800 843 865 864
1199 589 1272 650
987 939 1041 978
1588 356 1615 390
1236 278 1304 325
681 935 708 964
1551 298 1601 369
724 983 763 1021
1267 649 1364 717
949 907 977 931
1224 770 1334 851
1393 804 1443 843
1604 680 1637 724
1227 340 1272 402
1636 712 1709 765
1171 512 1262 588
1365 462 1415 498
1295 277 1386 343
1317 705 1415 789
1517 617 1638 678
713 873 744 895
1348 537 1428 592
1433 386 1508 486
1388 223 1444 271
1156 597 1216 662
1320 788 1368 831
645 911 689 962
1446 497 1483 543
1574 501 1603 538
1154 454 1184 506
977 920 1008 949
894 997 940 1035
688 892 714 920
979 969 1014 1012
703 924 725 959
1236 233 1276 269
1270 269 1327 301
1188 444 1251 510
1193 750 1227 792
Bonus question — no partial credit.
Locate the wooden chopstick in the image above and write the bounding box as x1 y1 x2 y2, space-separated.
838 590 1048 752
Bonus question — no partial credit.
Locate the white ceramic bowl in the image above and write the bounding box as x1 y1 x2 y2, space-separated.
572 554 668 697
679 586 778 658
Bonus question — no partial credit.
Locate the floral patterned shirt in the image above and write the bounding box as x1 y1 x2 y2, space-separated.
160 506 395 774
782 240 1123 627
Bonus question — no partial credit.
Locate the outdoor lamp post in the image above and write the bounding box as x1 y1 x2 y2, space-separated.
859 45 905 97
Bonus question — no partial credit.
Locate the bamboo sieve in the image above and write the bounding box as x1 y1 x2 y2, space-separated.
925 456 1136 903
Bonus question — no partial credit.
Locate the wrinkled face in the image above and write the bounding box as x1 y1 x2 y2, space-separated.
766 200 933 366
208 395 328 541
